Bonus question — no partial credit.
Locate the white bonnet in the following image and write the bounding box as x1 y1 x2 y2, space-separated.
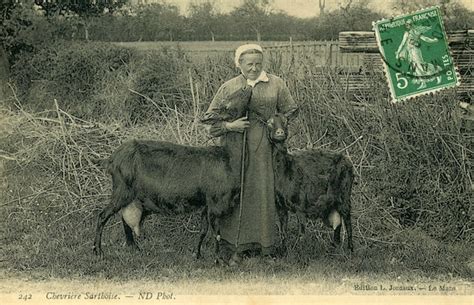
234 44 263 68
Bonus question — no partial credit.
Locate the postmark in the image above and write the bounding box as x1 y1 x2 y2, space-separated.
373 6 460 103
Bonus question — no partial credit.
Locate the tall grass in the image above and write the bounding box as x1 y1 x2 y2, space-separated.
1 42 472 281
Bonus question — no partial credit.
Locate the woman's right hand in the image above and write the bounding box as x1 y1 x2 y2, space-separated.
225 116 250 133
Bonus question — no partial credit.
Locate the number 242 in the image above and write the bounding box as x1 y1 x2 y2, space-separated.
19 294 32 301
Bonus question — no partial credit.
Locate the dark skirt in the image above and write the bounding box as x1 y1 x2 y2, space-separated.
218 120 278 255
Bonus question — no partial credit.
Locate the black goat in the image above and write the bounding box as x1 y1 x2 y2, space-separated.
92 140 242 258
93 86 257 259
274 147 354 252
268 115 354 252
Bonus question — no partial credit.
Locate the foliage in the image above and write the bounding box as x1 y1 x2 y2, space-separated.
0 3 54 64
390 0 474 31
443 1 474 30
230 0 274 41
33 0 127 17
3 0 472 54
310 2 384 40
187 1 219 41
9 41 137 121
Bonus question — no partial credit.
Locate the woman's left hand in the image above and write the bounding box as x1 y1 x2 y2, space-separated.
225 116 250 133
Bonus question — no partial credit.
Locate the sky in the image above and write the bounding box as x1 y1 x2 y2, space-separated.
164 0 474 18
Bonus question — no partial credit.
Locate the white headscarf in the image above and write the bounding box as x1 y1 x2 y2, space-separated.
234 44 268 87
234 43 263 68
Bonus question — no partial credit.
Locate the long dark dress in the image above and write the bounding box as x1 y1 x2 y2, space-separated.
203 73 298 254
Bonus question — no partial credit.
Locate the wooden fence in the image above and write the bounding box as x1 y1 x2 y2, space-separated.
184 40 364 69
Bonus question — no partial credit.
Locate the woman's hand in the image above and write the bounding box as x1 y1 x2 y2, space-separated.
225 116 250 133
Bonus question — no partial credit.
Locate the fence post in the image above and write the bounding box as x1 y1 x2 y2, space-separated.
290 36 294 66
327 41 333 67
0 46 9 100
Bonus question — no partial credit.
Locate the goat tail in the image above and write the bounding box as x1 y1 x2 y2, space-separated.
328 155 354 208
340 156 354 206
108 140 139 187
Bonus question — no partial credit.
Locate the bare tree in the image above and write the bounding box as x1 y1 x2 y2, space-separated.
319 0 326 17
390 0 450 13
231 0 273 41
188 1 218 41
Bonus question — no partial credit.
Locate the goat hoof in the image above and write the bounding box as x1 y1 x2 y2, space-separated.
125 242 141 251
228 252 242 267
215 257 227 266
93 247 104 259
263 255 277 264
277 247 288 257
192 251 201 260
349 244 354 253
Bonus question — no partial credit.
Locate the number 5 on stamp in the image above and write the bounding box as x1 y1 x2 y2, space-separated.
373 6 460 103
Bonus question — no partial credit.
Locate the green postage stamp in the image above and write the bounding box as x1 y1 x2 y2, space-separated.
373 6 460 103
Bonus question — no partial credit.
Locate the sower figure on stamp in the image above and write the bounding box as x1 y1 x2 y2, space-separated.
202 44 298 265
395 19 442 90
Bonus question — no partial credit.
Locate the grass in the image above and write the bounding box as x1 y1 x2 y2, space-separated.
1 40 473 294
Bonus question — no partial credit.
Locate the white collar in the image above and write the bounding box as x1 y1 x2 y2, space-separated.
246 71 269 87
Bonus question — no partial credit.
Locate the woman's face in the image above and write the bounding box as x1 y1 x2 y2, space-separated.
239 53 263 80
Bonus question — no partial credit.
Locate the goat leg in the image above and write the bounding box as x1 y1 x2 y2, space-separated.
122 217 140 250
194 207 209 259
93 202 124 258
342 209 354 252
295 211 306 240
214 218 221 256
276 206 289 256
207 212 221 258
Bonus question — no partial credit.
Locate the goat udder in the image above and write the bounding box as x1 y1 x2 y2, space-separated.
328 210 341 230
122 201 143 236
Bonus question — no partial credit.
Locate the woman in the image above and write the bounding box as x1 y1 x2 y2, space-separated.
395 19 442 89
202 44 298 264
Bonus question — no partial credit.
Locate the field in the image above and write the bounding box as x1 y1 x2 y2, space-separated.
113 40 362 67
0 39 473 300
113 40 294 52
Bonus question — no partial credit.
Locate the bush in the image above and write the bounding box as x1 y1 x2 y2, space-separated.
127 46 192 122
10 41 137 121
